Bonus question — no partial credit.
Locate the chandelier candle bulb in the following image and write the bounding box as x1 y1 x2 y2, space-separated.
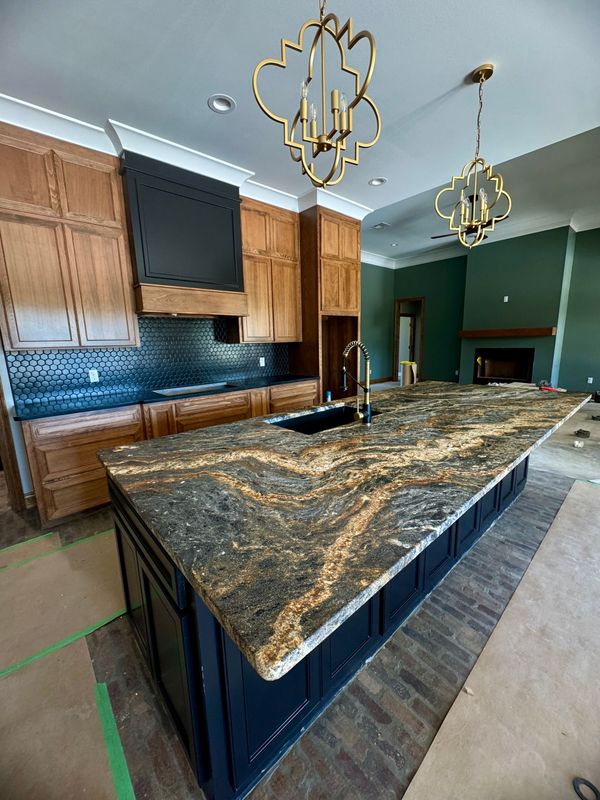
310 103 318 138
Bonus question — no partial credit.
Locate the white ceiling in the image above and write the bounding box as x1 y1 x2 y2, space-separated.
1 0 599 251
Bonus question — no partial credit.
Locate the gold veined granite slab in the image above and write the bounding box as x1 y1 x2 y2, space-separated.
99 382 590 680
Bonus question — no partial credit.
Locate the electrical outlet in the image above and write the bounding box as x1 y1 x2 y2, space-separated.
587 377 594 384
88 369 99 383
455 370 459 376
259 357 266 368
503 295 509 303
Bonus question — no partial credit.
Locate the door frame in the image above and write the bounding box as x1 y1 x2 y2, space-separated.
393 297 425 382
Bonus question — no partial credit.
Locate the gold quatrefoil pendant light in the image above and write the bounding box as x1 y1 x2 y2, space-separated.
434 64 512 249
252 0 381 188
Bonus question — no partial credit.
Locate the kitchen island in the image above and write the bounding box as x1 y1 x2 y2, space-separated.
99 382 589 800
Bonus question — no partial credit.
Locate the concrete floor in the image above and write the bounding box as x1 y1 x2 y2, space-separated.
0 405 598 799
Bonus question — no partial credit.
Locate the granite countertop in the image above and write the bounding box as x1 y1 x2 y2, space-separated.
98 382 589 680
13 374 319 421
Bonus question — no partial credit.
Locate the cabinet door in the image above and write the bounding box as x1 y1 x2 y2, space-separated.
340 221 360 261
381 554 424 633
54 152 122 227
248 388 269 418
240 255 273 342
270 213 298 261
65 224 138 346
0 132 59 216
222 633 320 788
269 380 319 414
271 258 302 342
338 261 360 313
115 521 151 664
0 213 79 349
479 484 500 531
423 525 457 591
139 559 197 758
320 214 340 259
456 503 481 557
175 391 252 432
320 259 340 312
143 401 177 438
240 201 270 256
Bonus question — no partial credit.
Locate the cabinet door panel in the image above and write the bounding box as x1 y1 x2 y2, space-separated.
271 258 301 342
0 214 78 349
241 202 270 255
0 134 59 216
498 470 516 511
423 525 456 591
270 214 298 261
65 224 138 346
456 503 480 556
116 522 150 662
381 554 424 632
340 222 360 261
143 401 177 438
338 262 360 313
320 259 340 311
479 484 500 530
514 457 528 495
55 152 122 226
320 215 340 259
249 388 269 418
240 255 273 342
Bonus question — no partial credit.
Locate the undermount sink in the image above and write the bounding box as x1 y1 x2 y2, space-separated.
266 405 380 435
153 382 238 397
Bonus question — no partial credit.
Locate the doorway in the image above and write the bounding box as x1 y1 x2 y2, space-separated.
393 297 425 382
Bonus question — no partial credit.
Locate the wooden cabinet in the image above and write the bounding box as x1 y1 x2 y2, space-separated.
143 401 177 439
175 391 252 432
319 211 360 315
0 122 138 350
22 405 144 523
248 388 269 418
269 380 319 414
319 210 360 262
0 213 79 348
240 256 273 342
239 199 302 343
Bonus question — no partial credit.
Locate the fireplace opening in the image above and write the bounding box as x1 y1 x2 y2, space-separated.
473 347 535 385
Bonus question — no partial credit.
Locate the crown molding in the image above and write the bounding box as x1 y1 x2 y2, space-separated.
392 242 463 269
0 93 115 154
106 119 254 187
298 188 373 220
570 209 600 232
240 180 299 212
361 250 398 269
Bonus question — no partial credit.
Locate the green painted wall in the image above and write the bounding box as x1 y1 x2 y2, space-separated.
360 262 395 380
459 227 571 384
558 228 600 391
394 256 467 382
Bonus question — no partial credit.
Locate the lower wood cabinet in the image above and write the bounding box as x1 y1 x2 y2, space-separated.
22 405 144 523
268 380 319 414
175 391 252 432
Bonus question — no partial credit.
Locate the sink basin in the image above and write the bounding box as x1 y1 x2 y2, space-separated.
266 405 380 435
153 382 238 397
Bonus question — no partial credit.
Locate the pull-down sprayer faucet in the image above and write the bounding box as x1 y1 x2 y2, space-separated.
341 340 372 425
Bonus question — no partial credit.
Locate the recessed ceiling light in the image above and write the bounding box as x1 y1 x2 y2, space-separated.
207 94 237 114
368 177 388 187
390 242 399 247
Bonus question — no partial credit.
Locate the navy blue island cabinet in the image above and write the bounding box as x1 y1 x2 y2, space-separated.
110 457 528 800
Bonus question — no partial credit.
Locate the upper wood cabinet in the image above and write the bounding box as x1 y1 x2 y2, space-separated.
239 198 302 343
0 213 79 349
319 210 360 262
0 122 138 350
64 224 138 346
54 152 122 227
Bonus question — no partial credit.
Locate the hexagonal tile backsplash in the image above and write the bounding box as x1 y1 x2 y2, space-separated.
7 317 289 406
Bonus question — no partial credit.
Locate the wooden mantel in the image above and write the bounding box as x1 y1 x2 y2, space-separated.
459 327 557 339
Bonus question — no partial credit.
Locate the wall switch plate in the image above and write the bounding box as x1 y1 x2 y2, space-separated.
588 377 594 384
455 369 459 376
259 357 266 367
88 369 99 383
503 295 509 303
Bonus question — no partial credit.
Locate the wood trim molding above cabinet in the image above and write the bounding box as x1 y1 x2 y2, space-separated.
458 327 558 339
134 283 249 317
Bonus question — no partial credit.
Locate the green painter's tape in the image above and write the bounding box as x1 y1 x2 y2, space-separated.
0 528 115 573
0 530 56 553
95 683 136 800
0 608 125 680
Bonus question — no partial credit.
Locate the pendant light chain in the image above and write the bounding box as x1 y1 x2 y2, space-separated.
319 0 327 20
475 76 484 160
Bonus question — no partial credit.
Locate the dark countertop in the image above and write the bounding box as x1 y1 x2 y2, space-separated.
98 382 590 680
13 374 319 421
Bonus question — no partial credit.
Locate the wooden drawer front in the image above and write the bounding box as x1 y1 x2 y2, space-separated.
26 406 143 443
54 152 122 227
175 391 251 432
269 381 319 414
41 468 110 521
0 134 59 216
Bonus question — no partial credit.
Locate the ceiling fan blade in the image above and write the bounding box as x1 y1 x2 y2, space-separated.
430 233 457 239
